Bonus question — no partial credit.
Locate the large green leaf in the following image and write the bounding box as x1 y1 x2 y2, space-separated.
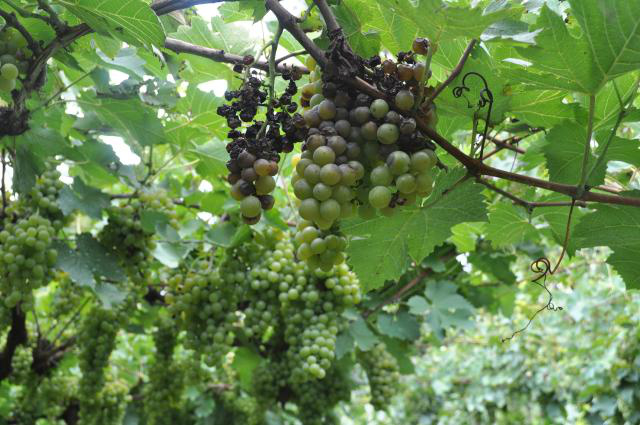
485 202 536 248
509 90 581 128
573 202 640 289
509 5 597 93
569 0 640 89
85 97 167 148
57 0 165 47
343 169 487 291
543 121 605 186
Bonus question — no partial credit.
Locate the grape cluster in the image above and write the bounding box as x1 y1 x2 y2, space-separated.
77 306 123 420
0 167 63 312
0 214 58 310
79 381 129 425
0 26 31 93
166 256 241 365
144 318 184 425
217 66 308 224
99 189 175 286
294 220 348 271
292 365 352 425
358 343 400 410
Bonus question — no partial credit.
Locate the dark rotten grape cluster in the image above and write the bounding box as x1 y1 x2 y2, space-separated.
218 67 308 224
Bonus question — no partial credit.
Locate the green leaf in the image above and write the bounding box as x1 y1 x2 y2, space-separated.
86 97 167 148
569 0 640 88
205 222 238 248
468 250 517 285
348 318 378 351
413 281 475 339
573 203 640 289
94 282 127 308
333 3 381 58
485 202 536 248
510 5 598 93
190 140 230 178
218 0 267 22
376 312 420 341
57 177 110 219
543 121 604 186
335 332 355 360
344 170 487 291
509 90 581 128
232 347 262 391
13 146 43 195
58 0 165 47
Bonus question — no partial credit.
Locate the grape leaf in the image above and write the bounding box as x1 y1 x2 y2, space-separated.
543 121 605 186
344 170 487 291
572 202 640 289
569 0 640 89
57 177 110 219
85 97 167 148
508 5 597 93
348 318 378 351
333 2 381 58
408 281 475 339
485 202 536 248
377 312 420 341
509 90 582 128
58 0 165 47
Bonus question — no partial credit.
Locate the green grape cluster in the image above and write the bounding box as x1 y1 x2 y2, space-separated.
0 26 31 93
166 257 240 365
25 169 66 224
144 317 184 425
12 370 77 422
79 381 129 425
0 214 58 310
9 344 32 383
294 220 347 271
49 272 85 318
77 306 123 421
290 365 352 425
358 343 400 410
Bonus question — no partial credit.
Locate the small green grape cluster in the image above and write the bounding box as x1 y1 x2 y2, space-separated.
9 344 32 383
49 272 85 318
294 220 348 271
166 257 240 365
291 365 352 425
78 380 129 425
77 307 123 416
0 214 58 310
24 169 66 223
12 371 77 422
0 27 31 93
358 343 400 410
144 318 184 425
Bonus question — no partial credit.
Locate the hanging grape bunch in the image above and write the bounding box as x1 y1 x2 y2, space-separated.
0 167 64 311
218 62 308 224
291 40 438 269
0 26 31 93
358 343 400 410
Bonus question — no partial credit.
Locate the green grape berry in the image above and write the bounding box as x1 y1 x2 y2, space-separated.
368 186 392 209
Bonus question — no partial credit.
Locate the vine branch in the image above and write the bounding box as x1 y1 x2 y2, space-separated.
425 39 477 105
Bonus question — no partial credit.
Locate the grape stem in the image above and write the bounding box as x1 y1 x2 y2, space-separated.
258 23 284 139
414 39 435 113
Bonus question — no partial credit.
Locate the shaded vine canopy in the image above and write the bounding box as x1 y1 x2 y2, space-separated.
0 0 639 423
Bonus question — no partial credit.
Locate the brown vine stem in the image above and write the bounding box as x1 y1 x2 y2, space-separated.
314 0 341 35
164 38 308 74
36 0 67 34
425 39 477 105
362 270 432 319
275 50 306 65
479 178 588 211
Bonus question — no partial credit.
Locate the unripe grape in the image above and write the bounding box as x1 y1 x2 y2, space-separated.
318 99 337 120
396 173 417 194
1 63 18 80
306 134 326 152
304 163 321 184
370 165 393 186
347 161 365 180
313 146 336 166
299 198 320 221
0 76 15 91
332 185 353 203
320 164 341 186
294 179 313 199
410 150 435 172
351 106 370 125
386 151 411 175
369 186 392 209
327 136 347 155
304 109 322 127
241 196 262 217
241 167 258 182
310 93 325 107
416 172 434 195
361 121 378 142
253 158 271 176
335 120 351 138
320 199 341 222
296 158 313 175
313 183 332 201
395 90 415 111
377 123 399 145
370 99 390 119
255 175 276 195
